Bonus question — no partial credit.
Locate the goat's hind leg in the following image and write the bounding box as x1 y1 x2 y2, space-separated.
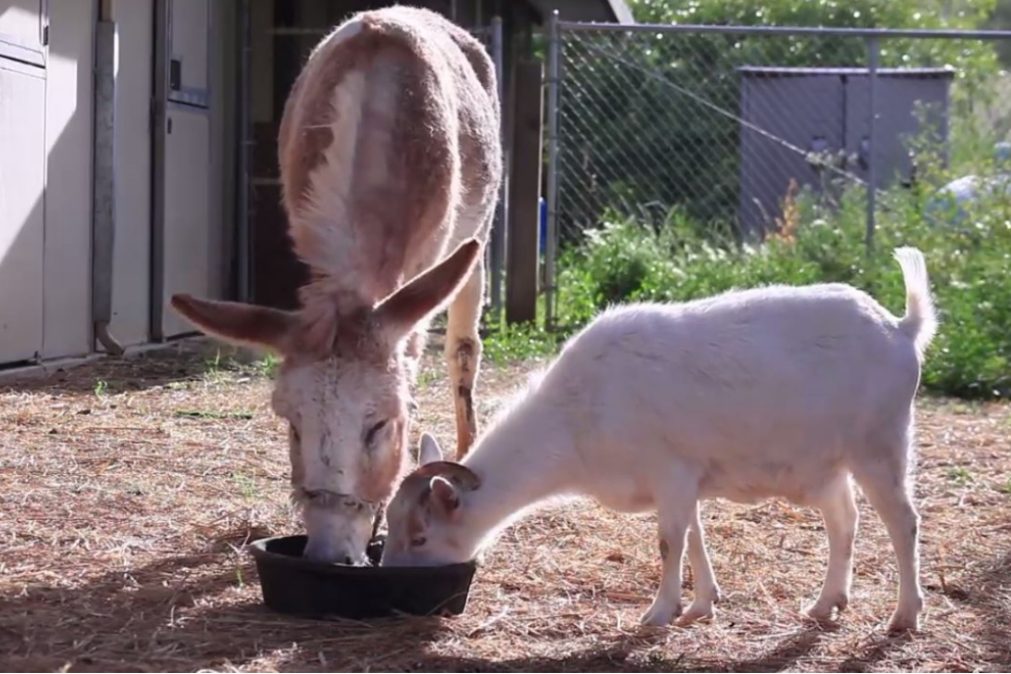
852 435 924 632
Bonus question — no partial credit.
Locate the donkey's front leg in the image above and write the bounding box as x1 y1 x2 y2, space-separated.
445 259 485 459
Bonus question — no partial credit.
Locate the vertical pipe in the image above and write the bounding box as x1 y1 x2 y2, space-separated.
866 36 879 252
544 10 560 329
150 0 170 340
489 15 505 319
93 19 124 355
237 0 252 301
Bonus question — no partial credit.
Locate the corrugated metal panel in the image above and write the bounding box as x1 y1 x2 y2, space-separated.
739 74 842 236
0 58 46 363
738 68 952 235
843 74 951 188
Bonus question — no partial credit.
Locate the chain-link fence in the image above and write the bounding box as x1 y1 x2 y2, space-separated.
543 18 1011 326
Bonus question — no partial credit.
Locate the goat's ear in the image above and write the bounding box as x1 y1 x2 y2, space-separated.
418 433 443 466
372 239 481 344
429 476 461 517
171 294 298 353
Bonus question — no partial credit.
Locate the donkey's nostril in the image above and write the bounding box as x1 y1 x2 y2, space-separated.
342 555 354 565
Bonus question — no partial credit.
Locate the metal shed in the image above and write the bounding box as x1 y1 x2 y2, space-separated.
737 65 954 236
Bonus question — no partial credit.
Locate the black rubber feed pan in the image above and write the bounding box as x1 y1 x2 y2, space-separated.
248 535 477 619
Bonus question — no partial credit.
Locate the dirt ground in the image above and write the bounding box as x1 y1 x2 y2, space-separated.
0 339 1009 672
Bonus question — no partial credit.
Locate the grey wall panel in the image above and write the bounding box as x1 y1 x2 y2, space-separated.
109 0 154 346
42 0 96 359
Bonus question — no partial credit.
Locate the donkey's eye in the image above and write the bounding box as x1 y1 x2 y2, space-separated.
289 424 301 443
364 419 388 445
410 536 427 547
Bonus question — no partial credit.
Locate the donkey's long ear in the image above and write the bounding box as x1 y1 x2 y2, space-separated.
171 294 299 353
373 239 481 344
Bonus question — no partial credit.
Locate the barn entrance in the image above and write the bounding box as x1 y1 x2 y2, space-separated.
245 1 510 312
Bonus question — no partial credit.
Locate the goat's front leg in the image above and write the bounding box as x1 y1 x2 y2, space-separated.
445 259 484 459
678 502 722 625
641 481 698 626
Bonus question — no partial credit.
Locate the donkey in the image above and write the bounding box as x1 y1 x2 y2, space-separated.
170 6 502 564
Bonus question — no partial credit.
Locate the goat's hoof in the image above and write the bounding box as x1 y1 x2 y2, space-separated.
887 611 920 633
805 593 849 622
640 602 682 627
676 601 715 626
887 594 923 633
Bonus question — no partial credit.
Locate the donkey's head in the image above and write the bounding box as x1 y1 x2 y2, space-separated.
171 240 481 564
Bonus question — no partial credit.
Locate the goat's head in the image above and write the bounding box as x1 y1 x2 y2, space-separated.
171 239 481 564
380 432 481 567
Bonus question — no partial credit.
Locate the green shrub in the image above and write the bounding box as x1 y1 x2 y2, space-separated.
553 174 1011 398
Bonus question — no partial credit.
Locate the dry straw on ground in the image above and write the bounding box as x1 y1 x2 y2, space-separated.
0 339 1009 672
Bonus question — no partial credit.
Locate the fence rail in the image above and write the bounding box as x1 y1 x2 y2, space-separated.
542 15 1011 328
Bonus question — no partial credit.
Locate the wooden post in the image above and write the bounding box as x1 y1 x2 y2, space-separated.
505 58 543 325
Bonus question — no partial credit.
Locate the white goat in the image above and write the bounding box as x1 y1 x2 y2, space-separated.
381 248 937 633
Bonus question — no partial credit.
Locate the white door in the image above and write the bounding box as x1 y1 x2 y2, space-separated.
154 0 218 339
0 57 46 363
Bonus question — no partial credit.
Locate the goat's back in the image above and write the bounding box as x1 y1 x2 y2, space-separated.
545 284 922 500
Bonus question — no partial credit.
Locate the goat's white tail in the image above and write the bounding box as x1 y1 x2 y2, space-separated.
894 247 938 357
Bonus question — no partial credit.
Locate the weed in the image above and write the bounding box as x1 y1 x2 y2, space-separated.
252 353 280 378
232 473 258 500
947 466 974 486
482 322 560 364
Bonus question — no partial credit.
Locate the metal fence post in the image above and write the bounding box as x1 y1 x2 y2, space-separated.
489 15 506 320
238 0 252 302
866 36 879 252
545 10 561 329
